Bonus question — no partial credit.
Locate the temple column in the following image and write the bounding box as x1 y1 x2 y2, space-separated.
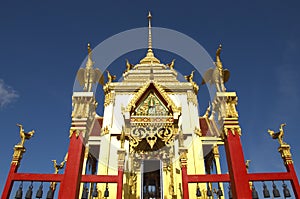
278 144 300 198
59 91 97 198
117 149 125 199
58 132 85 199
1 145 26 199
162 160 169 199
179 147 189 199
214 92 251 198
212 145 224 199
97 134 111 197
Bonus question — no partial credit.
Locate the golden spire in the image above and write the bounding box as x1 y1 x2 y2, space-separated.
86 43 94 68
140 12 160 64
148 11 152 51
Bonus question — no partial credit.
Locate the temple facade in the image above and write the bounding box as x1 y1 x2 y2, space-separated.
83 32 222 199
2 12 299 199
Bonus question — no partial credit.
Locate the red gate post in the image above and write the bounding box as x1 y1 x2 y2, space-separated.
58 131 85 199
279 144 300 197
1 145 25 199
179 148 189 199
224 128 252 197
215 92 252 198
117 149 126 199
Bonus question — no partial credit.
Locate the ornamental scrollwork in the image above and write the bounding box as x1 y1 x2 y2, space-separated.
129 125 174 150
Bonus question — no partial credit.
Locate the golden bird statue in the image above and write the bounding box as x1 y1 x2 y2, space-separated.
16 124 34 147
268 123 286 145
77 43 104 91
201 44 230 92
52 153 68 174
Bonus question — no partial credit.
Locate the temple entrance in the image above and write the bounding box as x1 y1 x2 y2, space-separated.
142 160 162 199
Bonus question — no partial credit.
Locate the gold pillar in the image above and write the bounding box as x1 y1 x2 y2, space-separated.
11 145 26 166
212 145 224 199
278 144 293 165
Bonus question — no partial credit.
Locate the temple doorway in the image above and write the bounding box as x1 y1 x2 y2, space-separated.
142 160 162 199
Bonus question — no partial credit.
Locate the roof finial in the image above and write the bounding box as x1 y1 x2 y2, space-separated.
148 11 152 51
77 43 103 92
86 43 94 68
139 12 160 64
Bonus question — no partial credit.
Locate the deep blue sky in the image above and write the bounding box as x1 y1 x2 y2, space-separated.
0 0 300 197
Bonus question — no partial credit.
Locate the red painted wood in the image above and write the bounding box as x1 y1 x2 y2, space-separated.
58 133 85 199
224 129 252 198
81 175 119 183
117 169 124 199
10 173 63 182
1 164 18 199
248 172 292 181
285 163 300 198
181 166 189 199
187 174 229 183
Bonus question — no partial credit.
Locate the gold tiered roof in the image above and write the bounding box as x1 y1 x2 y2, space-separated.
122 12 178 84
105 12 197 94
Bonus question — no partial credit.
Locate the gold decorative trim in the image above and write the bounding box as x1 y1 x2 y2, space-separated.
179 148 188 167
102 126 109 135
126 81 151 111
125 81 180 113
187 91 198 106
104 92 115 107
223 126 242 137
69 129 84 138
194 127 202 137
278 144 293 165
11 145 26 165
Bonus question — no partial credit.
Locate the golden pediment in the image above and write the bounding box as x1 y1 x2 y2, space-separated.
126 81 180 114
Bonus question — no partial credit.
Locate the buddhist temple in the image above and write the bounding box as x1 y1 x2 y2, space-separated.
1 12 299 199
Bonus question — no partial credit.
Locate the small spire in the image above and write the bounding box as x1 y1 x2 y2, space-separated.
86 43 94 68
148 11 152 51
87 43 92 55
139 12 160 64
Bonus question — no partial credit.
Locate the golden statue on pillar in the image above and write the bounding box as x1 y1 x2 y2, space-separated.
268 123 287 145
16 124 34 147
201 44 230 92
77 43 104 92
52 153 68 174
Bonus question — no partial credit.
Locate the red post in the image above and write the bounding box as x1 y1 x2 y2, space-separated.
1 164 18 199
181 166 189 199
58 132 85 199
116 169 124 199
285 163 300 198
224 129 251 198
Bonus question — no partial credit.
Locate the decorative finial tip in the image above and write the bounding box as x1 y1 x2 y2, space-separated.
148 11 152 19
87 43 92 54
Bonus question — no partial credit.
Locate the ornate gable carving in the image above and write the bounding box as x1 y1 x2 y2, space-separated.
126 81 180 113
